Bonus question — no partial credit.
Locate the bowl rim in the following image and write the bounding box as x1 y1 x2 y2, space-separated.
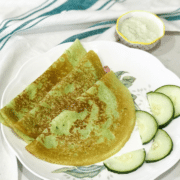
116 10 165 45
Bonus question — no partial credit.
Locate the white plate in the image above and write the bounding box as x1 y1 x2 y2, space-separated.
0 127 18 180
1 41 180 180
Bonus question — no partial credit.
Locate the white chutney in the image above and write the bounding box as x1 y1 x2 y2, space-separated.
118 17 161 43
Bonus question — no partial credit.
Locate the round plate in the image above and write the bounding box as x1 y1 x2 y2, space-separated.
1 41 180 180
0 127 18 180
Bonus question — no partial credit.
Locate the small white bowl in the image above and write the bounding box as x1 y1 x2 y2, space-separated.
116 10 165 51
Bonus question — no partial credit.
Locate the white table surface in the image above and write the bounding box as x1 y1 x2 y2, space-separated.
12 31 180 180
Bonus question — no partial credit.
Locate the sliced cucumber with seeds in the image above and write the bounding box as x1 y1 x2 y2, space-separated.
155 85 180 118
146 129 173 163
104 149 146 174
147 92 174 128
136 110 158 145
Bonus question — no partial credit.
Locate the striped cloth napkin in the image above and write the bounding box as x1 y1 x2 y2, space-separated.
0 0 180 102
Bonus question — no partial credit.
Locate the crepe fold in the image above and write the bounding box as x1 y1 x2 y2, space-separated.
26 71 136 166
13 50 105 142
0 39 86 127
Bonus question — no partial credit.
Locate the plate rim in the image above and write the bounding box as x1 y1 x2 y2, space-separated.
1 40 180 180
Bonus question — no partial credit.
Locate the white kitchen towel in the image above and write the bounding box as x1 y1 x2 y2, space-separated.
0 0 180 103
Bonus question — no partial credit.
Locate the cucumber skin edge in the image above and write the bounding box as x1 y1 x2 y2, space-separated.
147 92 175 129
158 96 175 128
142 127 158 145
174 113 180 119
155 85 180 118
103 161 145 174
136 110 159 145
103 150 146 174
145 130 173 163
145 145 173 163
158 117 174 129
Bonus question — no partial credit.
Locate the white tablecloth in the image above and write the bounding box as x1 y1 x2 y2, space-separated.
1 1 180 179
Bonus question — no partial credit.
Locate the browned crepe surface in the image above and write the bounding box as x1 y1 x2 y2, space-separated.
0 39 86 127
14 50 105 141
26 71 136 166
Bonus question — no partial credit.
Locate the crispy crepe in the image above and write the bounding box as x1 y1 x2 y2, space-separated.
26 71 136 166
14 50 105 142
0 39 86 127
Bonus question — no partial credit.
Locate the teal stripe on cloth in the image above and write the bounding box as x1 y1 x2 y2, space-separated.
0 18 41 43
0 0 57 34
97 0 112 10
0 0 49 27
0 0 97 37
0 0 99 50
158 8 180 17
107 0 126 10
0 17 47 50
39 0 98 17
107 1 116 10
0 36 11 51
164 15 180 21
60 27 110 44
157 7 180 20
89 20 116 28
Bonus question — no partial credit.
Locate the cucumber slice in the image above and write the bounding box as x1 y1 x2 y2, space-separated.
147 92 174 128
104 149 146 174
146 129 173 163
155 85 180 118
136 110 158 144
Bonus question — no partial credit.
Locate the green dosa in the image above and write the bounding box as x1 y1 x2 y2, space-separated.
26 71 136 166
0 39 86 127
14 50 105 142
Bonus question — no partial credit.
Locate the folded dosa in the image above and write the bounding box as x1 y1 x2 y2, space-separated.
14 50 105 142
26 71 136 166
0 39 86 127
